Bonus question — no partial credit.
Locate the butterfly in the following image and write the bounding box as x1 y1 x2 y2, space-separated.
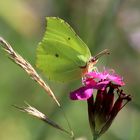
36 17 109 82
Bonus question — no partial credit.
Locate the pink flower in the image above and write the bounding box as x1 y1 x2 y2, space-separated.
70 69 124 100
70 68 131 139
87 69 125 86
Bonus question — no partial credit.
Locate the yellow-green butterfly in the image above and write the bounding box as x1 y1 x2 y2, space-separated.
36 17 108 82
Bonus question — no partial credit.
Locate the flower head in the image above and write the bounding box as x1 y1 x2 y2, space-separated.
70 69 124 100
69 68 132 139
87 69 125 86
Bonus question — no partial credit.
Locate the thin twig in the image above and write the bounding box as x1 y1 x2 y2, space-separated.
0 37 60 106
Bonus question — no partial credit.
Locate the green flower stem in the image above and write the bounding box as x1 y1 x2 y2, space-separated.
93 134 99 140
93 136 98 140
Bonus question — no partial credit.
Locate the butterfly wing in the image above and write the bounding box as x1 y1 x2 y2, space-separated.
36 17 91 82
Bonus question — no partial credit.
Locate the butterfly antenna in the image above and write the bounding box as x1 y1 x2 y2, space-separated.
91 49 110 62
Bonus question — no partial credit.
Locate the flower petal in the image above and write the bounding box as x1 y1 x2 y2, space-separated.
70 86 93 100
107 74 125 86
87 71 108 80
83 78 96 86
84 78 109 90
86 70 125 86
95 81 110 90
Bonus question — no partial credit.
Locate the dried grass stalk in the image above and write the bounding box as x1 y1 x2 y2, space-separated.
0 37 60 106
13 103 70 135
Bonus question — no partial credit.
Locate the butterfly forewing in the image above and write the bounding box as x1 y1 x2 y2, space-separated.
36 17 91 82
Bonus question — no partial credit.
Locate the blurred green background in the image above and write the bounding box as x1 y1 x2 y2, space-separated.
0 0 140 140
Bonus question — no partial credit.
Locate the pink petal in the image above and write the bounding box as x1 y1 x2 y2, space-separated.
95 81 110 90
86 70 125 86
70 86 93 100
83 78 96 86
107 74 125 86
84 78 109 90
87 72 108 80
